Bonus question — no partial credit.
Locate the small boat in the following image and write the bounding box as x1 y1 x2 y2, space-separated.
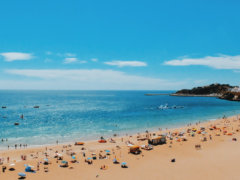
14 122 19 126
2 106 6 109
20 114 24 119
158 104 184 110
33 106 40 108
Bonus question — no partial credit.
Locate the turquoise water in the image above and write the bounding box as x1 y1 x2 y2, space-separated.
0 90 240 149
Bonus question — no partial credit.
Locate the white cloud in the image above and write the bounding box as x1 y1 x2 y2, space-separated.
104 60 147 67
64 57 78 64
63 58 87 64
91 58 98 62
45 51 52 55
4 69 185 90
65 53 76 57
164 55 240 69
0 52 33 62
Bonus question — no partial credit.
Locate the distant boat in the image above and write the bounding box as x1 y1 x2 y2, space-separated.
2 106 6 109
14 122 19 126
20 114 24 119
34 106 40 108
158 104 184 110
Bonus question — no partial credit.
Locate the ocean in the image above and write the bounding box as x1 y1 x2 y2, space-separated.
0 90 240 149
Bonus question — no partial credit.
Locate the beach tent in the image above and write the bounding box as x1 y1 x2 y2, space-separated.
148 136 166 145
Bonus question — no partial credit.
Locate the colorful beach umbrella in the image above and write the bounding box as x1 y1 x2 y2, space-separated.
121 162 127 165
87 157 92 160
105 150 110 153
61 161 68 164
72 156 76 159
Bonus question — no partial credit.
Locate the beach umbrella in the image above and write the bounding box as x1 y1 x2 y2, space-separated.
87 157 92 160
44 158 48 162
9 163 15 166
61 161 68 164
121 162 127 166
24 164 34 168
18 172 26 177
105 150 110 153
25 166 32 172
72 156 76 160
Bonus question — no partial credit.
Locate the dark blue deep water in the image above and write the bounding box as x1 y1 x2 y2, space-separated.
0 90 240 149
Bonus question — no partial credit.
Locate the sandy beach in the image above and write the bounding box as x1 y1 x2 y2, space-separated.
1 115 240 180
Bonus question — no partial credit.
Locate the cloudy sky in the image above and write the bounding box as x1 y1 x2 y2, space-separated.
0 0 240 90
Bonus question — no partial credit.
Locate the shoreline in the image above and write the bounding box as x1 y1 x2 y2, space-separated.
0 113 233 154
0 116 220 151
1 114 240 180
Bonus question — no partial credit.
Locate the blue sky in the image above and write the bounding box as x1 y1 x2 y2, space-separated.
0 0 240 90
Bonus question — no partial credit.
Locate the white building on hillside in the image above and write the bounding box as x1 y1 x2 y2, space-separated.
231 87 240 92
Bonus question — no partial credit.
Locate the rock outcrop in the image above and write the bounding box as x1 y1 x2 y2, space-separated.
172 83 240 101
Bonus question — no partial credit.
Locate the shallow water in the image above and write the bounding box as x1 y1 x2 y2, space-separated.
0 90 240 149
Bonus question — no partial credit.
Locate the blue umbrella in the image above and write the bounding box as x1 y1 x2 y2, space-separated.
72 156 76 159
44 158 48 162
87 157 92 160
18 172 26 177
25 166 32 172
105 150 110 153
121 162 127 165
61 161 68 164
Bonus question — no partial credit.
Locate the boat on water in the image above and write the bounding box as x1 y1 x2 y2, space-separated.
2 106 6 109
14 122 19 126
33 106 40 108
158 104 184 110
20 114 24 119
